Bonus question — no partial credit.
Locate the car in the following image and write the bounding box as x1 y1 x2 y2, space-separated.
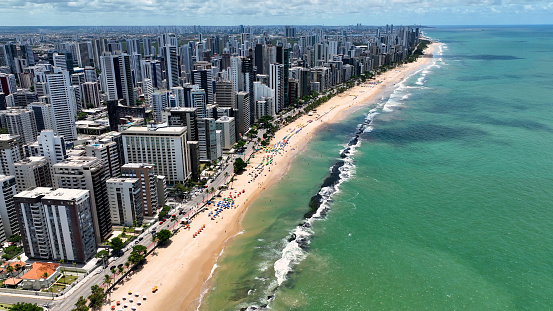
159 221 163 225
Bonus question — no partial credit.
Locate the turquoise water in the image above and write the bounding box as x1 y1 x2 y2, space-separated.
202 26 553 310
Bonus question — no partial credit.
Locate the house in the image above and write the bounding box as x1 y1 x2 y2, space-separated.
20 262 60 290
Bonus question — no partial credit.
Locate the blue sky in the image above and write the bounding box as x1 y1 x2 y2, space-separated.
1 0 552 26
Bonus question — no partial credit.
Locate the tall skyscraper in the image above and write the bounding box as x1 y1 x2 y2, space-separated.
100 52 135 106
0 134 24 176
191 69 213 106
85 141 121 178
14 156 52 192
270 63 284 115
164 45 179 89
0 175 18 240
37 130 68 167
122 126 190 184
52 156 112 243
15 187 97 262
46 68 77 141
121 163 158 216
3 109 38 145
106 177 143 226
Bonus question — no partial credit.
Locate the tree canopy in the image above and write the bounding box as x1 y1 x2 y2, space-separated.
9 303 42 311
156 229 172 244
88 285 104 310
233 158 247 173
109 237 124 253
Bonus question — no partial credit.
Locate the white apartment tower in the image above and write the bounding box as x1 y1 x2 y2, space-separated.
0 175 17 241
85 141 121 178
14 156 52 192
46 68 77 141
122 126 190 184
52 156 111 243
4 109 38 145
0 134 24 176
121 163 158 216
14 188 97 262
106 178 143 226
38 130 68 167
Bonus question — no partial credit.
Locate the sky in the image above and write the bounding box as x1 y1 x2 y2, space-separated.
1 0 553 26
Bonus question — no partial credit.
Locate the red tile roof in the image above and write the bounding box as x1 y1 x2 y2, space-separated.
21 262 60 280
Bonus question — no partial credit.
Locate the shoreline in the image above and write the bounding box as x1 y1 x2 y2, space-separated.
101 42 438 311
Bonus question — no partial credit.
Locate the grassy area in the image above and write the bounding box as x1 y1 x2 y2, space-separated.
42 284 65 292
0 303 12 310
57 274 78 285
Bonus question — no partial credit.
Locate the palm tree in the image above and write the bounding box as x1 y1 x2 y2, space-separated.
118 266 124 274
59 259 65 284
110 266 116 278
73 262 77 275
6 265 14 276
103 274 111 288
14 264 21 277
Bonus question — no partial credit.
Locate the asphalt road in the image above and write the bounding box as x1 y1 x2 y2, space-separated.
0 136 263 310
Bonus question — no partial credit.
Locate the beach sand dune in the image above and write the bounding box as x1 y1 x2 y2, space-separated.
102 43 438 311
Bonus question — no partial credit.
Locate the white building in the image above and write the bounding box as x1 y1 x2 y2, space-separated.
14 156 51 192
106 178 143 226
14 187 97 262
52 156 111 243
0 175 17 241
269 63 284 115
38 130 68 167
28 102 56 132
122 126 190 184
3 109 38 145
0 134 24 176
82 82 101 108
215 116 236 150
46 68 77 141
121 163 159 216
85 141 121 178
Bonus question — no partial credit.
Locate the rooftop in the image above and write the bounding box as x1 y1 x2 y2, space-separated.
21 262 59 280
122 126 186 135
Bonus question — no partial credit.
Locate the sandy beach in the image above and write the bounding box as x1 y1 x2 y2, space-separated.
102 43 438 311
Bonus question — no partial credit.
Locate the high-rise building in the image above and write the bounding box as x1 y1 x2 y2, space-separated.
0 175 17 240
100 53 135 106
189 86 207 118
163 107 198 141
0 73 17 96
197 118 217 162
191 69 213 106
52 156 112 243
163 45 179 89
14 156 51 192
38 130 68 167
270 63 284 114
152 90 170 123
0 134 24 176
215 116 236 150
122 126 190 184
28 102 55 132
215 80 234 108
106 177 143 226
82 82 101 108
3 109 38 145
15 187 97 262
121 163 158 216
235 91 250 137
85 141 121 178
46 68 77 141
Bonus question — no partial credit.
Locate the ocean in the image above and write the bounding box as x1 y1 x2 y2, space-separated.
200 25 553 310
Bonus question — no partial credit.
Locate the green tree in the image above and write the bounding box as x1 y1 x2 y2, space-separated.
103 274 111 288
6 265 14 275
72 296 89 311
7 234 21 244
128 244 148 265
118 266 124 274
109 237 124 254
8 302 42 311
95 250 109 267
87 285 104 310
233 158 247 173
156 229 172 244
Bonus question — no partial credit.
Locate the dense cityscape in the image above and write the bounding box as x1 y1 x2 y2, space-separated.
0 24 423 310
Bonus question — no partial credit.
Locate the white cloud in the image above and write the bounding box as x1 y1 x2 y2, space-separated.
1 0 552 25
